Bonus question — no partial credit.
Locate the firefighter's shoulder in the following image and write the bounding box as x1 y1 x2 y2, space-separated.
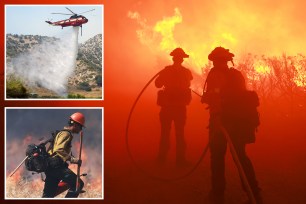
56 130 73 140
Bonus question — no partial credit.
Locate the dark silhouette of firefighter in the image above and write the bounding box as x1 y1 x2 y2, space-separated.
201 47 262 204
155 47 193 167
42 112 85 198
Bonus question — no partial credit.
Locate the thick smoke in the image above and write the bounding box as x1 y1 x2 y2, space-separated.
8 27 79 96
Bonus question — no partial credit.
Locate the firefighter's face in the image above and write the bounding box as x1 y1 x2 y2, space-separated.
72 122 83 133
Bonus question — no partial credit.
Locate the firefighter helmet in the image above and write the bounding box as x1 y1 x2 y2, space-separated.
208 46 234 62
170 48 189 58
70 112 85 127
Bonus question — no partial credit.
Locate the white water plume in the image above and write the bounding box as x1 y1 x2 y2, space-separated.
8 27 79 96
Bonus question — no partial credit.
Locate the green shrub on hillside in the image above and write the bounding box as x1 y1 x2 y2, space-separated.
67 94 86 98
6 78 28 98
77 82 92 92
95 75 102 87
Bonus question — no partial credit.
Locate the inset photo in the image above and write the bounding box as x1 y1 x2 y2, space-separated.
5 108 104 199
5 5 104 99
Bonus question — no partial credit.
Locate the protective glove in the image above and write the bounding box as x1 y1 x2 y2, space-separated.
70 157 82 166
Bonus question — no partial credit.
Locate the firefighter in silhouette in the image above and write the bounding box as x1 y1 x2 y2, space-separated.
155 48 193 167
202 47 262 204
42 112 85 198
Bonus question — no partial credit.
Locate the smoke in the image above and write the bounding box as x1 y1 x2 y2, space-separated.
7 27 79 96
5 109 103 198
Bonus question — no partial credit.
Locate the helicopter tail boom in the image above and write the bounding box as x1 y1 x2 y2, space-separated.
45 21 53 25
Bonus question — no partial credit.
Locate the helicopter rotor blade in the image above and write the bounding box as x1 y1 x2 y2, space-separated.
65 7 76 15
51 13 72 15
79 9 95 14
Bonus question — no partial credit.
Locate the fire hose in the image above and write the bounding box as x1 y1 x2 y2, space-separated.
219 126 257 204
125 70 210 181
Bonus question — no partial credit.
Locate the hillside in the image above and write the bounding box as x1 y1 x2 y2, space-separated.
69 34 102 87
6 33 103 98
6 34 58 59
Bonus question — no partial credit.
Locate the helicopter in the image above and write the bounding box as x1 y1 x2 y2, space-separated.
45 7 95 36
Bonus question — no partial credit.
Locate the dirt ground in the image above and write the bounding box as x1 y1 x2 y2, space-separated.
23 85 103 99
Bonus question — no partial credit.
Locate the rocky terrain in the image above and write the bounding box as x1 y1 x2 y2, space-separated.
6 33 103 98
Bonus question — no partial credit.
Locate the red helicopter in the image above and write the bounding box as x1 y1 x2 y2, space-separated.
45 7 95 36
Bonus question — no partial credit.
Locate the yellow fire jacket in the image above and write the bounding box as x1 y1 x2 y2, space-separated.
48 130 73 162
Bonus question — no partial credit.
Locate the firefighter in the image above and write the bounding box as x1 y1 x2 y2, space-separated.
155 47 193 167
202 47 262 204
42 112 85 198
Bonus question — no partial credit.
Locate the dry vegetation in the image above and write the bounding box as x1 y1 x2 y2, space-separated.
14 84 103 99
6 176 103 199
68 86 103 99
200 53 306 115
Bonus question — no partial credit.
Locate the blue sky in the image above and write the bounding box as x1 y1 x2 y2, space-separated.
5 5 103 43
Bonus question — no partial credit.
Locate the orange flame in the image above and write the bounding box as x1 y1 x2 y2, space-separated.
128 8 240 74
6 138 102 198
292 54 306 87
153 8 182 51
129 8 201 73
128 7 306 89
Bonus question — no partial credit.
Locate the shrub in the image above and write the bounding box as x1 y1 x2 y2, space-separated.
95 75 102 87
6 78 28 98
67 94 86 98
77 82 92 92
